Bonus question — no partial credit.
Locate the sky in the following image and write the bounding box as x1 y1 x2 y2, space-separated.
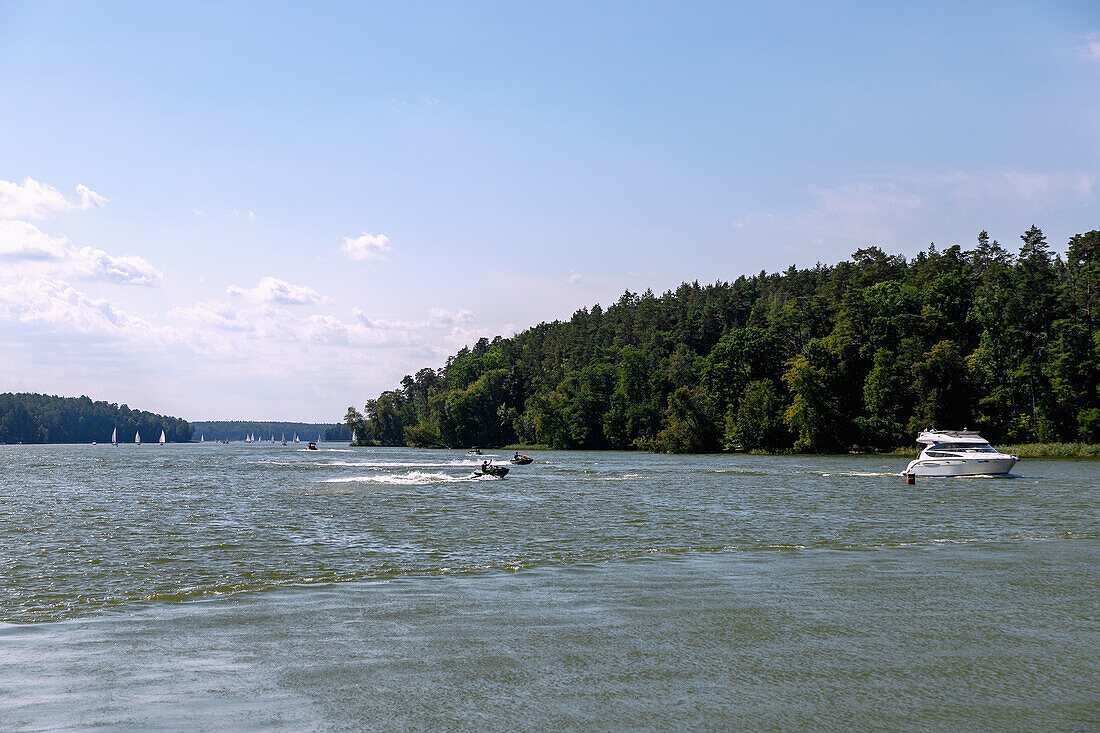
1 1 1098 422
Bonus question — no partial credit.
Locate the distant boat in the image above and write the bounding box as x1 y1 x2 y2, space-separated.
294 434 300 443
159 430 166 445
111 427 117 446
135 430 141 445
281 433 287 446
351 429 357 444
200 434 205 443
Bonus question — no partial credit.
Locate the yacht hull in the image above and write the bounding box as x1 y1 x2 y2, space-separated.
904 456 1017 477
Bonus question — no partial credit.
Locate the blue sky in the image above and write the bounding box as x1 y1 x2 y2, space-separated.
1 1 1098 422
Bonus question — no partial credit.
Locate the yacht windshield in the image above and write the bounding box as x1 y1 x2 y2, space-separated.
928 442 997 453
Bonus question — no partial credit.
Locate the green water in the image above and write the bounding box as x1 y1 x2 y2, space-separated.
1 444 1097 730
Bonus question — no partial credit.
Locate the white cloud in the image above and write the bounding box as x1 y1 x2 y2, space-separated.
352 306 475 331
170 300 257 333
340 232 392 261
1081 31 1100 62
566 270 583 284
0 220 163 286
226 276 331 305
429 307 474 325
76 184 107 211
941 170 1095 210
0 279 163 337
0 178 107 220
734 168 1097 250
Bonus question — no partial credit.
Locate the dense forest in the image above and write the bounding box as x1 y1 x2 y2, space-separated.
0 393 192 444
190 421 342 442
343 227 1099 454
323 425 352 441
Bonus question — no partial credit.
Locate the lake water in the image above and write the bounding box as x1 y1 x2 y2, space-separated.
1 444 1097 730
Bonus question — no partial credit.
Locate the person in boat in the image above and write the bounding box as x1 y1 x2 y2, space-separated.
482 460 490 473
514 452 520 461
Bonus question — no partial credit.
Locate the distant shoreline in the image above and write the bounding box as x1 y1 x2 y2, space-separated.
4 441 1098 458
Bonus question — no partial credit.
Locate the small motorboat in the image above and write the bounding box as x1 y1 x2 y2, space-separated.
307 441 319 451
473 464 509 478
510 454 533 465
467 446 482 455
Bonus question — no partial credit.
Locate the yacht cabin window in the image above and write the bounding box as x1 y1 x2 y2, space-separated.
927 442 997 453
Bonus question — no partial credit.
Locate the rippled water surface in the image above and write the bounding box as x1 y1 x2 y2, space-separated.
1 443 1097 730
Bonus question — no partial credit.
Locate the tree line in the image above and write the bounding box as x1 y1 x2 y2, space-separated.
189 421 342 442
0 393 193 444
344 227 1100 453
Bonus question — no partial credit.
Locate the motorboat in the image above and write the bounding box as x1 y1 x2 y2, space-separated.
904 430 1017 477
307 441 318 451
510 454 533 465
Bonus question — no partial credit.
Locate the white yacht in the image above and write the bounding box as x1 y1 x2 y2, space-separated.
905 430 1017 477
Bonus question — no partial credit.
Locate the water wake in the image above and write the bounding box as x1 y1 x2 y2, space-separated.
319 470 500 485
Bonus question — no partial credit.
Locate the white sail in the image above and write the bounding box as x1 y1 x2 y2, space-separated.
351 429 357 443
111 427 117 445
159 430 166 444
201 434 204 442
135 430 141 444
294 434 299 442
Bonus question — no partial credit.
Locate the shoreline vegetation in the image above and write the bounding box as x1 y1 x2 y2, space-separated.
0 393 191 444
870 442 1100 458
344 228 1100 455
502 443 1100 459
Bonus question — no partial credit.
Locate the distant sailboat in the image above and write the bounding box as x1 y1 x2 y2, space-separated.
200 434 205 443
351 429 357 444
159 430 166 445
294 434 300 443
111 427 118 446
135 430 141 445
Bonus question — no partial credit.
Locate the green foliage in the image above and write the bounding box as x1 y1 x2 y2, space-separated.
190 421 342 442
0 393 192 444
344 228 1100 452
727 380 788 451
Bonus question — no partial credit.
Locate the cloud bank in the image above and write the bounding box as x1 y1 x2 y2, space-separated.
0 220 163 286
0 178 107 220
